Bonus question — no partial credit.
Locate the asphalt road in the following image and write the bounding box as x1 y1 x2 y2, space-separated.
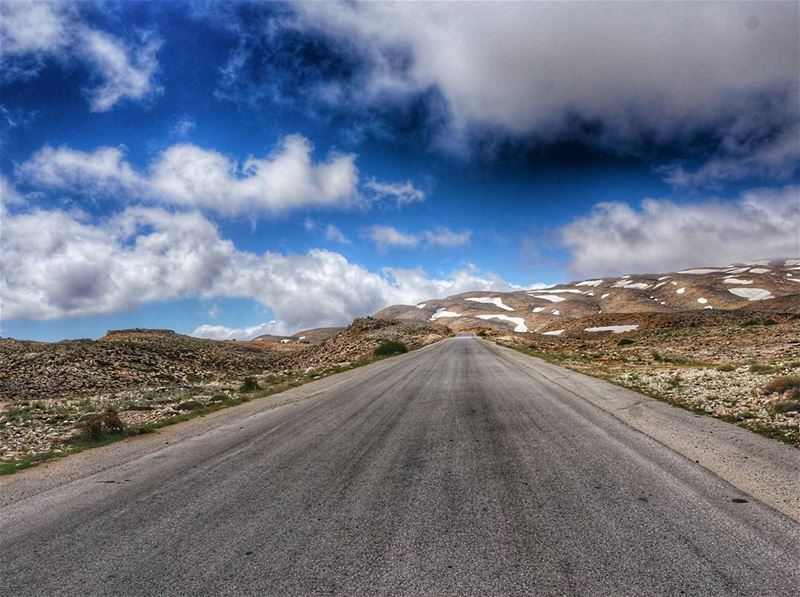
1 336 798 596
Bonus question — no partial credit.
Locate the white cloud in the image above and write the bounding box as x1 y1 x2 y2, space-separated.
365 225 472 250
1 203 522 334
192 321 279 341
171 117 196 138
0 1 70 56
560 185 800 276
79 29 161 112
0 1 160 111
0 174 25 207
365 225 419 249
364 179 426 205
19 136 362 215
287 2 798 152
324 224 350 244
421 227 471 248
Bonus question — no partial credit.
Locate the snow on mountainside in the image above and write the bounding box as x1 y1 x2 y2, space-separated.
374 259 800 335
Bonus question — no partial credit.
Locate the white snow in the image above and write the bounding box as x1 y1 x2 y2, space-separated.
675 287 686 294
725 267 750 274
671 281 678 286
678 268 724 274
660 301 666 305
551 309 560 316
465 297 514 311
530 289 584 294
532 294 565 303
723 278 752 284
601 293 610 299
749 268 771 274
584 325 640 334
416 303 426 309
653 281 668 289
697 297 708 304
727 288 775 301
476 314 528 332
745 259 771 266
430 308 462 320
785 259 800 266
611 281 650 290
542 329 564 336
789 278 800 283
658 276 671 281
587 291 595 297
576 279 603 287
703 306 713 309
532 307 545 313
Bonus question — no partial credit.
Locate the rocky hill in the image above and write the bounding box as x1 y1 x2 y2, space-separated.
375 258 800 335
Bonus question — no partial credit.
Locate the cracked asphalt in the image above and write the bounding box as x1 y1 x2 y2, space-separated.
1 335 798 595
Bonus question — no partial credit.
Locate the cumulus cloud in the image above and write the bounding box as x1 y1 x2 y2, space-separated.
192 321 280 341
365 225 471 250
18 136 362 215
255 1 799 157
1 202 520 334
560 185 800 276
0 1 160 111
364 179 426 205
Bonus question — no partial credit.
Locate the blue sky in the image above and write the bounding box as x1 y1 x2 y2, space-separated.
1 1 798 341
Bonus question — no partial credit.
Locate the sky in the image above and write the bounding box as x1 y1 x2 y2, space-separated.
1 1 799 341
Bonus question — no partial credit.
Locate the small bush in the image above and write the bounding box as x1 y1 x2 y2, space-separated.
749 363 775 375
767 400 800 415
763 375 800 399
374 340 408 357
78 408 126 440
240 377 259 393
715 363 736 372
617 338 634 346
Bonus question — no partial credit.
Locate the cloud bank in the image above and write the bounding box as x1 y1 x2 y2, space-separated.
1 202 519 334
560 185 800 276
18 136 423 216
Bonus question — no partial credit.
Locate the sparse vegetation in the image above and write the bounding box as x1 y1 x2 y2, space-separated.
749 363 775 375
374 340 408 357
715 363 736 372
617 338 635 346
77 407 126 440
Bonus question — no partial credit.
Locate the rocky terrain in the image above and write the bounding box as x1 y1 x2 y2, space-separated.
489 315 800 446
0 319 449 466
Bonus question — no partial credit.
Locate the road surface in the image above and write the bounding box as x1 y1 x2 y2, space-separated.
1 336 798 595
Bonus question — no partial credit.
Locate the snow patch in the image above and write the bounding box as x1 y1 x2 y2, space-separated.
612 280 650 289
476 314 528 332
465 297 514 311
600 293 610 299
576 279 603 287
749 268 771 274
678 268 724 274
727 288 775 301
697 297 708 304
785 259 800 266
542 329 564 336
416 303 426 309
675 287 685 294
584 325 639 333
532 294 565 303
532 307 545 313
723 278 752 284
725 267 750 274
431 308 462 320
551 309 560 316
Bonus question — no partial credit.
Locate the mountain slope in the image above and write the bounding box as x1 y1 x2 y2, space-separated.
375 259 800 335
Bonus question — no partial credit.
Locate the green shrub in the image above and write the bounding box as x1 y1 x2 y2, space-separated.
240 377 259 393
617 338 634 346
374 340 408 357
715 363 736 372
